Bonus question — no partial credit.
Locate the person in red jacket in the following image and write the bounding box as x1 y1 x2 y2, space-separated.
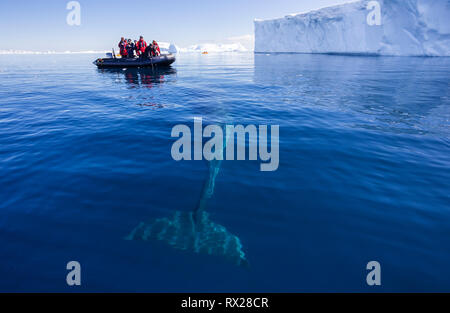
118 37 128 58
152 40 161 56
136 36 147 57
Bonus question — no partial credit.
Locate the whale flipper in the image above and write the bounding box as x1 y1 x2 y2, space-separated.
125 210 248 267
126 125 248 267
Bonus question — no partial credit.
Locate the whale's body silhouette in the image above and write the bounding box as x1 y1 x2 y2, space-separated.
126 128 248 266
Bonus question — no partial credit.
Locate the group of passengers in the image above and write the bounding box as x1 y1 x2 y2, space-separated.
118 36 161 59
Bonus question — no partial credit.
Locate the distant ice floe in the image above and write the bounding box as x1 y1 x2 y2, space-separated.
255 0 450 56
158 41 251 54
178 43 248 53
158 42 180 54
0 50 110 55
0 41 249 55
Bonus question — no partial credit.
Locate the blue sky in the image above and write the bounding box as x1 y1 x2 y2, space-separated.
0 0 351 51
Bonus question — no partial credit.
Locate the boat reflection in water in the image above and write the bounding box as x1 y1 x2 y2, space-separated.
97 67 177 108
97 67 177 89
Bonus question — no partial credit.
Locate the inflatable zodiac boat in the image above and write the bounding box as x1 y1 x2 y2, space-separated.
94 54 176 68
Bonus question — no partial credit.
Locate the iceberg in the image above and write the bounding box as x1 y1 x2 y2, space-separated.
254 0 450 56
157 42 180 54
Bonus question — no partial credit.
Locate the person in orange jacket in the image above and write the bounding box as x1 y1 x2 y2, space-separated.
136 36 147 57
118 37 128 58
152 40 161 56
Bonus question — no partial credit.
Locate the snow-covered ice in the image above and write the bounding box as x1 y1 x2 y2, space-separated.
144 42 247 54
179 43 248 53
157 42 180 54
0 50 110 55
255 0 450 56
0 42 248 55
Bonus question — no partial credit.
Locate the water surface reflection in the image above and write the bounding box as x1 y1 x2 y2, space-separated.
254 54 449 135
98 67 177 89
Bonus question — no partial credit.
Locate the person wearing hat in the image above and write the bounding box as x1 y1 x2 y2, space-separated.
152 40 161 56
118 37 128 58
136 36 147 58
126 39 136 58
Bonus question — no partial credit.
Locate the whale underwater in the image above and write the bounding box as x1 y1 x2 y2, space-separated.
125 129 249 267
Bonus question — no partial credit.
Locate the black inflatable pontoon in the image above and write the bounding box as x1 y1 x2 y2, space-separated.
94 54 176 68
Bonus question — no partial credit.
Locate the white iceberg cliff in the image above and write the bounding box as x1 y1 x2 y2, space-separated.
254 0 450 56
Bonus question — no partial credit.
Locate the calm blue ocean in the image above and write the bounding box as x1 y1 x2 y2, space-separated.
0 53 449 292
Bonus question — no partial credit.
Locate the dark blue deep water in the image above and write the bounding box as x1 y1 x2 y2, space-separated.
0 53 449 292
